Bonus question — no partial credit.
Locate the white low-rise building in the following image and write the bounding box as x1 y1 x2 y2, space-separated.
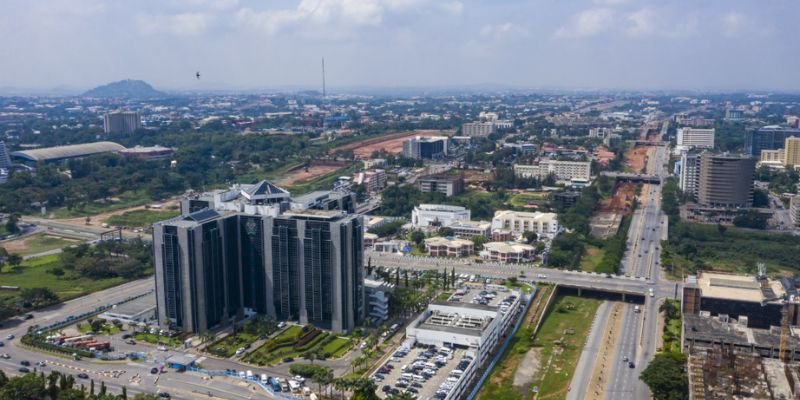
449 220 492 238
481 241 536 263
424 237 474 257
491 210 558 237
513 159 591 182
412 204 471 228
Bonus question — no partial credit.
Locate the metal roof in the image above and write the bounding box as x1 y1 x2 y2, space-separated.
11 141 125 162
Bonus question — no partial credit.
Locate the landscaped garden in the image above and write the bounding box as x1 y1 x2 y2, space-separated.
243 325 354 366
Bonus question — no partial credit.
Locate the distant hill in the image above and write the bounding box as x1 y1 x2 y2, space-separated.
83 79 166 98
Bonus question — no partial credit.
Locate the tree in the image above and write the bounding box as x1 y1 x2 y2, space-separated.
20 287 59 309
470 235 487 250
640 352 688 400
6 254 21 270
522 231 538 244
90 319 105 333
0 372 46 400
437 227 454 237
200 331 215 344
4 214 19 235
409 230 425 246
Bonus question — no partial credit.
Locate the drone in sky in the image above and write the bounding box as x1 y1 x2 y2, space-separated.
196 72 201 80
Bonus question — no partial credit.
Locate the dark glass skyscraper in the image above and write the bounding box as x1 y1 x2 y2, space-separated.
154 208 364 334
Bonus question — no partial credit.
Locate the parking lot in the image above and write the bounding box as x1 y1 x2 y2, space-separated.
374 343 473 400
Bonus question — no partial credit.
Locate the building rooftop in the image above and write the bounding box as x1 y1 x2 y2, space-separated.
695 272 786 303
483 241 535 253
117 145 174 154
11 141 125 162
282 209 345 220
416 204 468 212
424 236 473 248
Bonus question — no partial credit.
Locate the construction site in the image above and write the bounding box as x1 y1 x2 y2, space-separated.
589 181 638 239
683 269 800 399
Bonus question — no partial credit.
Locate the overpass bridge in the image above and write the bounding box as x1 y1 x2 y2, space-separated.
600 171 662 184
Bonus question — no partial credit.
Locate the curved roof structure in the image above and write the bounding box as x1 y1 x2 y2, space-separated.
11 141 125 162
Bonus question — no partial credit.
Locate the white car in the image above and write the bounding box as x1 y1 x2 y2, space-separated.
5 335 14 340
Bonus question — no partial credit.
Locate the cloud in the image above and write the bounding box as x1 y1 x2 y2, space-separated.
173 0 239 10
137 12 210 36
555 8 614 38
480 22 528 40
722 11 746 38
594 0 628 4
236 0 461 36
625 8 655 37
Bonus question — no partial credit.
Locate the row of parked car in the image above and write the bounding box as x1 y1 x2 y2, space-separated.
432 355 473 400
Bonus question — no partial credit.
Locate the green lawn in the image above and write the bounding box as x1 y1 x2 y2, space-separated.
579 245 605 272
105 209 180 227
133 332 184 348
435 292 452 301
243 325 355 365
323 337 354 358
78 322 122 336
51 190 152 219
530 295 601 400
508 192 549 208
12 234 80 256
0 255 125 303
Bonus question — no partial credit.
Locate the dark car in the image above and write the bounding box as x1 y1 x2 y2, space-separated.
77 373 89 379
382 385 391 393
628 362 635 368
396 382 408 388
158 392 171 398
20 361 30 366
18 367 30 373
121 334 132 339
283 357 294 363
151 368 159 374
0 342 4 347
24 314 34 320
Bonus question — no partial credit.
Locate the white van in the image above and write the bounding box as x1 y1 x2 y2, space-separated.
246 370 254 379
261 374 269 384
401 373 413 379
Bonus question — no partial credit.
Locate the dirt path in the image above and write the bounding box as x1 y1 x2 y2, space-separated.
54 198 180 227
513 348 541 387
586 302 624 400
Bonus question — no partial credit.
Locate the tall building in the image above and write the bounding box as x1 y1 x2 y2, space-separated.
416 173 464 197
513 159 592 182
697 153 756 208
402 136 448 160
783 137 800 167
745 126 800 157
725 109 744 121
155 185 364 334
679 151 701 200
461 122 496 137
790 196 800 227
0 141 11 169
676 127 715 149
103 111 142 134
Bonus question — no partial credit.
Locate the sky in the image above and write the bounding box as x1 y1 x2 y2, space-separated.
1 0 799 93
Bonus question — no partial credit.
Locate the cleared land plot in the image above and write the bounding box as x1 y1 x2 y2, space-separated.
624 146 648 174
105 209 180 228
0 255 125 303
596 182 637 214
2 234 79 256
328 130 453 159
580 245 606 272
276 164 343 186
51 190 152 219
509 192 549 209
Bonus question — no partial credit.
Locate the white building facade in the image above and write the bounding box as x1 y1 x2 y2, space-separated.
491 210 558 237
677 127 715 149
412 204 471 228
513 159 591 182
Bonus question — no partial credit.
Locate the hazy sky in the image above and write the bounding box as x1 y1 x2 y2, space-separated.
2 0 799 92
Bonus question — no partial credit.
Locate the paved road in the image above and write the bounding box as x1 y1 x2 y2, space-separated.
0 278 279 400
605 136 671 400
568 301 612 400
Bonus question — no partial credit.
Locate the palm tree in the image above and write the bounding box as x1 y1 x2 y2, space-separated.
200 331 215 344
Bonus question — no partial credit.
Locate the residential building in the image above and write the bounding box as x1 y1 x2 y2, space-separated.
745 126 800 157
679 151 701 200
491 230 513 242
449 220 492 239
402 136 448 160
417 173 465 197
491 210 558 237
405 287 522 400
677 127 715 149
481 242 536 263
411 204 471 228
424 237 474 257
153 206 364 334
353 169 387 193
502 142 536 155
784 137 800 167
760 149 784 164
364 279 393 325
462 122 495 137
790 196 800 227
363 232 378 248
697 153 756 208
589 127 612 138
103 110 141 134
513 159 591 182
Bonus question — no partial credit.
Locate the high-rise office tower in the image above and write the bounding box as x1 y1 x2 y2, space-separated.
783 137 800 167
0 141 11 169
697 153 756 208
103 111 141 134
153 207 364 334
402 136 448 160
745 126 800 157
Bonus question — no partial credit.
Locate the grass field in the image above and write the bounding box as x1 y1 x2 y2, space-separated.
508 192 550 208
478 284 554 400
7 234 79 256
106 209 180 227
530 295 601 400
579 245 605 272
207 331 259 358
285 164 359 195
321 337 354 358
243 325 353 365
51 190 152 219
0 255 125 303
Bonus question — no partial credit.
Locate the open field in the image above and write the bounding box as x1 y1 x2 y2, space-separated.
0 255 126 303
105 209 180 228
50 190 153 219
579 245 606 272
529 295 602 400
276 164 345 186
509 192 550 209
624 146 648 173
478 284 554 400
1 234 80 256
328 130 453 159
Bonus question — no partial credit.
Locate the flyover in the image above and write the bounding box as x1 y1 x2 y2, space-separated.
600 171 662 184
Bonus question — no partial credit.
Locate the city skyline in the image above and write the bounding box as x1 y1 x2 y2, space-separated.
2 0 799 93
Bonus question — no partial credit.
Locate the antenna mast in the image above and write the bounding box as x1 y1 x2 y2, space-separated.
322 57 326 99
